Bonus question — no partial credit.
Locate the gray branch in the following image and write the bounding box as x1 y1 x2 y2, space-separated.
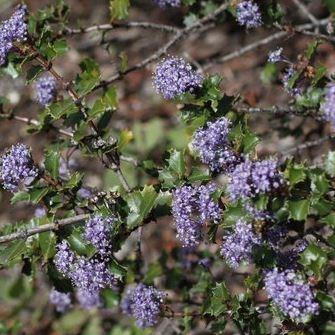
0 214 89 244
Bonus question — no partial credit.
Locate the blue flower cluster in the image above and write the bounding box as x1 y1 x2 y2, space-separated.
172 183 221 247
236 1 262 28
268 48 283 63
221 219 261 268
49 289 71 313
35 75 57 106
122 283 165 328
53 215 116 309
228 158 283 201
153 0 180 8
321 84 335 128
0 143 39 192
264 269 319 322
84 214 115 257
0 5 28 66
153 56 203 99
192 118 240 172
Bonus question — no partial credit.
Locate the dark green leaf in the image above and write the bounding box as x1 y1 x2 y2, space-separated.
44 150 60 179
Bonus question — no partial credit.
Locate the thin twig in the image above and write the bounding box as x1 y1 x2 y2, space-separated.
91 3 229 92
0 113 74 137
202 19 329 69
59 21 180 36
282 134 335 156
0 214 89 244
292 0 319 26
237 106 320 117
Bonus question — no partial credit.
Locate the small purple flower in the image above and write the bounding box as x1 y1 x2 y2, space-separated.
35 206 46 218
0 5 28 66
49 289 71 313
35 75 57 106
77 187 93 199
122 284 165 328
172 184 222 247
264 269 319 322
228 158 283 201
236 1 262 28
268 48 283 63
153 0 180 7
70 258 115 292
76 289 101 309
221 219 261 268
321 84 335 128
192 118 241 172
54 241 76 275
0 143 39 192
153 56 203 99
84 215 115 257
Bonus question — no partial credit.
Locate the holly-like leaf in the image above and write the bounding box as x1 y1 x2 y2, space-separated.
288 199 310 221
44 150 60 179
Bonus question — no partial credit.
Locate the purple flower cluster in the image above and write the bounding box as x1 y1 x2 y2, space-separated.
321 84 335 128
122 284 165 328
221 219 261 268
172 184 221 247
35 206 46 218
84 215 115 257
76 289 101 309
153 56 203 99
54 239 115 309
192 118 240 172
236 1 262 28
153 0 180 7
264 269 319 322
49 289 71 313
54 241 76 275
35 75 57 106
70 257 115 293
0 5 28 66
0 143 38 192
228 158 283 201
268 48 283 63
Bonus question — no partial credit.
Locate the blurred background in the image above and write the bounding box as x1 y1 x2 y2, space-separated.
0 0 334 334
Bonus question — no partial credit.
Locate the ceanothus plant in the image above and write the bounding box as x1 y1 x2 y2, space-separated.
0 1 334 334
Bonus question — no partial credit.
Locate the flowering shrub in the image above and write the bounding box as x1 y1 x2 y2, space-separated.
0 1 335 334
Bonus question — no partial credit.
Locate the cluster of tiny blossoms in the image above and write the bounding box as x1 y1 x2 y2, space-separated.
321 84 335 128
0 5 28 66
0 143 39 192
172 183 221 247
228 158 283 201
264 269 319 322
192 117 240 172
53 215 116 310
153 0 180 8
84 214 115 257
122 284 165 328
153 56 203 99
221 219 261 268
35 75 57 106
236 1 262 28
268 48 283 63
49 289 72 313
